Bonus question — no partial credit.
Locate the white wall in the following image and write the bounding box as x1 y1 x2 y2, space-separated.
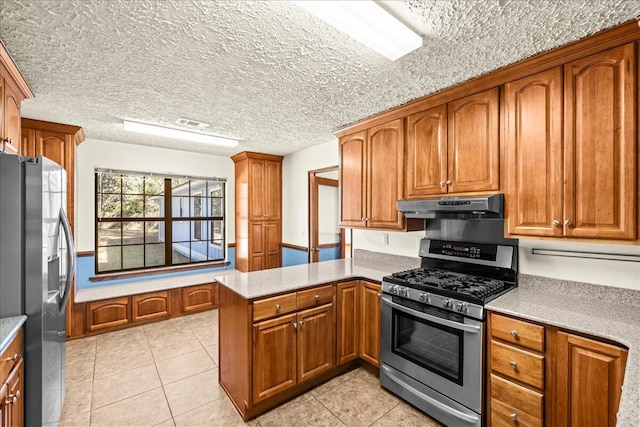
76 139 235 252
282 139 339 247
353 230 640 291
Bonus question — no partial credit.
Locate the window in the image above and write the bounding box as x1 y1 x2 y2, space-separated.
95 171 226 273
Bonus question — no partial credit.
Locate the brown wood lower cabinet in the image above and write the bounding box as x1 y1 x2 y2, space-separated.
0 329 24 427
219 279 383 421
555 332 627 427
83 283 218 335
182 283 218 313
335 280 381 368
487 311 628 427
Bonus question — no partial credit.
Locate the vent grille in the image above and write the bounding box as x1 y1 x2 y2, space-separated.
176 118 210 129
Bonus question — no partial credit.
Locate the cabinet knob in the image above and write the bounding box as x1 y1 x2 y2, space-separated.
5 353 19 362
564 219 573 228
275 304 281 311
299 321 304 327
376 292 381 298
509 413 517 421
509 361 517 369
446 180 452 185
439 180 446 186
510 330 518 338
292 322 297 329
552 220 560 227
364 218 369 221
314 294 320 302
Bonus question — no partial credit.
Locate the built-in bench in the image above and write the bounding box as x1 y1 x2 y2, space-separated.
73 271 230 337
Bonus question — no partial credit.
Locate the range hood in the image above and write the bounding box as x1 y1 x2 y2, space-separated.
397 194 504 219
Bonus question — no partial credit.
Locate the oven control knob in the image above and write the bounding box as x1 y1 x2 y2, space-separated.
388 285 396 294
419 293 430 303
401 288 408 297
442 299 452 309
455 302 468 312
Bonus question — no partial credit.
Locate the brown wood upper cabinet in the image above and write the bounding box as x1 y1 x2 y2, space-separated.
232 152 283 272
0 42 32 156
405 88 499 198
340 119 405 230
506 44 636 240
21 119 84 236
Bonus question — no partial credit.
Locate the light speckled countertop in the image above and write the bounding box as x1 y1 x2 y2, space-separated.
0 316 26 354
213 251 420 299
486 274 640 427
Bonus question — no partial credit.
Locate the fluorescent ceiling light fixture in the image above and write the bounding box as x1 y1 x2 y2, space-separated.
294 1 422 61
123 120 239 147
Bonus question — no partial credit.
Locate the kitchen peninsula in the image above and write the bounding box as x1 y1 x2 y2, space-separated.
215 253 640 426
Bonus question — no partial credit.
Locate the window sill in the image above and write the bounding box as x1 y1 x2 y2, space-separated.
89 261 230 282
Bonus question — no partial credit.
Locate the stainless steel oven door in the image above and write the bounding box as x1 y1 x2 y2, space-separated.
380 294 483 413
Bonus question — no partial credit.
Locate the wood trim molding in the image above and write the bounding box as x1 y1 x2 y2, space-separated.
90 261 230 282
281 242 309 252
76 251 95 257
309 165 340 175
318 243 340 249
316 177 338 187
227 242 236 248
0 40 33 99
231 151 284 163
335 19 640 137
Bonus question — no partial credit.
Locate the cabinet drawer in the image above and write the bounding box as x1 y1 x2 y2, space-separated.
490 374 543 426
0 328 22 382
491 340 544 389
490 313 544 352
297 285 334 310
253 293 297 322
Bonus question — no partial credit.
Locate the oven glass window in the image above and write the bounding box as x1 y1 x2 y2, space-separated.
392 308 464 385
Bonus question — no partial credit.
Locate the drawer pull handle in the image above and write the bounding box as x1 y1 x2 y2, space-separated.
510 413 517 421
275 304 281 311
509 361 517 369
510 330 518 338
314 294 320 302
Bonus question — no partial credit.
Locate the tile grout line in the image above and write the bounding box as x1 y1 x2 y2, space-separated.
144 322 178 426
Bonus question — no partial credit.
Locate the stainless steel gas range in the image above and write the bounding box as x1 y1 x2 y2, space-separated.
380 194 517 427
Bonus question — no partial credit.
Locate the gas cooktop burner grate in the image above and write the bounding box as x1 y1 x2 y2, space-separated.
389 267 511 302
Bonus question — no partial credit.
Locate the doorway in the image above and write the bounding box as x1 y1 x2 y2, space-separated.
308 166 344 263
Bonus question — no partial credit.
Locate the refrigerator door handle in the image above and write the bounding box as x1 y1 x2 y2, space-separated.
59 209 75 312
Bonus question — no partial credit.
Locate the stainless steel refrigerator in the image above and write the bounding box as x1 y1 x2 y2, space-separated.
0 153 74 426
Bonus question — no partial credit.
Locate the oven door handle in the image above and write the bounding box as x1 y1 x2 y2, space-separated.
381 365 480 424
382 296 481 334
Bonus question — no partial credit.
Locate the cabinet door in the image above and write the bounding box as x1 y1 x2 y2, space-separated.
339 131 367 227
555 332 627 427
2 83 21 155
367 119 405 229
132 291 171 322
249 222 265 271
264 160 281 220
359 281 381 367
182 283 217 313
447 88 499 193
505 67 563 237
264 221 281 270
2 359 24 427
336 281 359 365
249 158 265 221
405 105 448 198
297 304 334 383
86 297 130 332
564 44 636 239
252 313 297 403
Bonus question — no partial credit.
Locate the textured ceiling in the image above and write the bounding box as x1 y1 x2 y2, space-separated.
0 0 639 156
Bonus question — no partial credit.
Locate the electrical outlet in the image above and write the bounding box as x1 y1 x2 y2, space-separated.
382 233 389 245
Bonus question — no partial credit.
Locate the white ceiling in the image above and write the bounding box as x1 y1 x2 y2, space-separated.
1 0 639 157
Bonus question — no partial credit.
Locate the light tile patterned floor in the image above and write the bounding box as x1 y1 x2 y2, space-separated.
60 309 442 426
